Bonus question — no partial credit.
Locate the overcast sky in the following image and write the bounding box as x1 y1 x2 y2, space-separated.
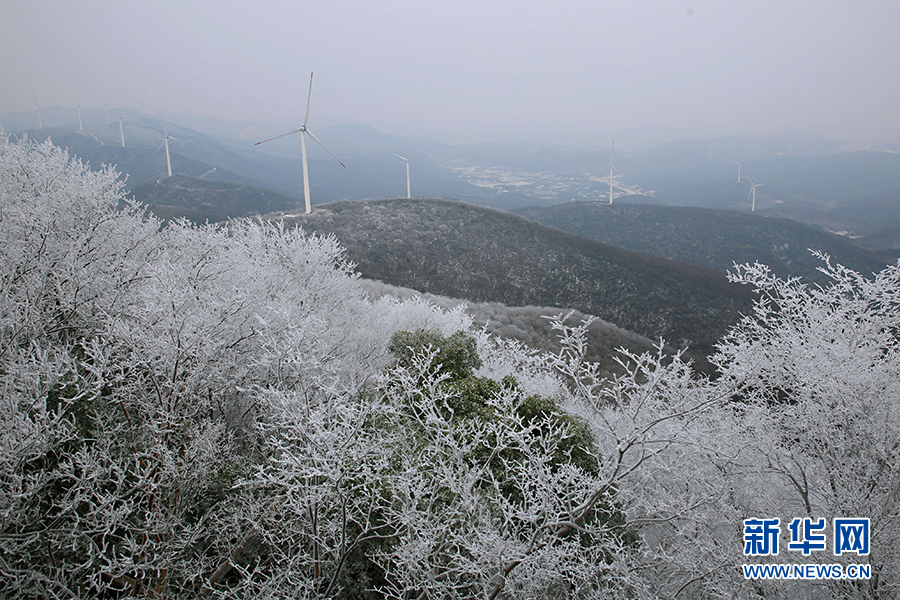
2 0 898 148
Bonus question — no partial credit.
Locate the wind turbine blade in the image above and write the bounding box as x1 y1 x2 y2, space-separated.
304 72 314 127
391 152 410 161
609 141 615 164
255 128 304 145
306 129 346 167
747 190 753 202
156 141 166 154
746 177 754 186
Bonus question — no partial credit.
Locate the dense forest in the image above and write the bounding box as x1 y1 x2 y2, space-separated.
515 202 892 283
1 136 897 598
285 198 756 358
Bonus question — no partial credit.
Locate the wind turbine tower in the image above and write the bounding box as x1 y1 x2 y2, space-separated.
391 152 415 198
604 141 622 204
733 158 746 183
747 177 765 212
75 94 84 132
256 72 345 214
104 103 126 146
33 93 43 129
101 102 125 148
157 111 179 178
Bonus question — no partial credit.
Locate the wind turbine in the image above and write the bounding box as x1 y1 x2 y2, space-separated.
33 93 43 129
603 141 622 204
75 94 84 132
118 113 126 147
255 72 345 214
746 177 765 212
156 110 179 177
391 152 416 198
733 158 746 182
102 103 125 145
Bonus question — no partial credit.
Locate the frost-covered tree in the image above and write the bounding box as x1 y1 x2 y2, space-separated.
1 134 175 596
0 134 471 597
544 314 741 599
712 256 900 599
574 256 900 599
227 329 637 599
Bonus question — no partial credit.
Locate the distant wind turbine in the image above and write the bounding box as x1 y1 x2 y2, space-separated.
391 152 417 198
603 141 622 204
117 112 126 147
255 72 345 214
104 103 126 146
156 110 179 177
75 94 84 132
33 93 43 129
746 177 765 212
733 158 746 183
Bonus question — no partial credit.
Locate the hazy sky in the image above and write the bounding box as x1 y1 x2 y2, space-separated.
2 0 899 147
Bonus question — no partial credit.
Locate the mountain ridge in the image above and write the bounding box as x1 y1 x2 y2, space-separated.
6 118 900 245
515 201 892 283
274 197 756 358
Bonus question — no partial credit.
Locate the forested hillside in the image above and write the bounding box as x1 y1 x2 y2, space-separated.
360 280 688 378
516 201 891 282
131 175 302 222
282 198 756 357
2 136 897 599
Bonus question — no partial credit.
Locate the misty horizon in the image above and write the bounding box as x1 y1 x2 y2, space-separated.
4 103 890 157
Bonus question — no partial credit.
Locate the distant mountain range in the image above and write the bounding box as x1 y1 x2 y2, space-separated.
276 198 756 358
5 110 899 245
5 117 531 210
617 151 900 245
515 202 893 283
